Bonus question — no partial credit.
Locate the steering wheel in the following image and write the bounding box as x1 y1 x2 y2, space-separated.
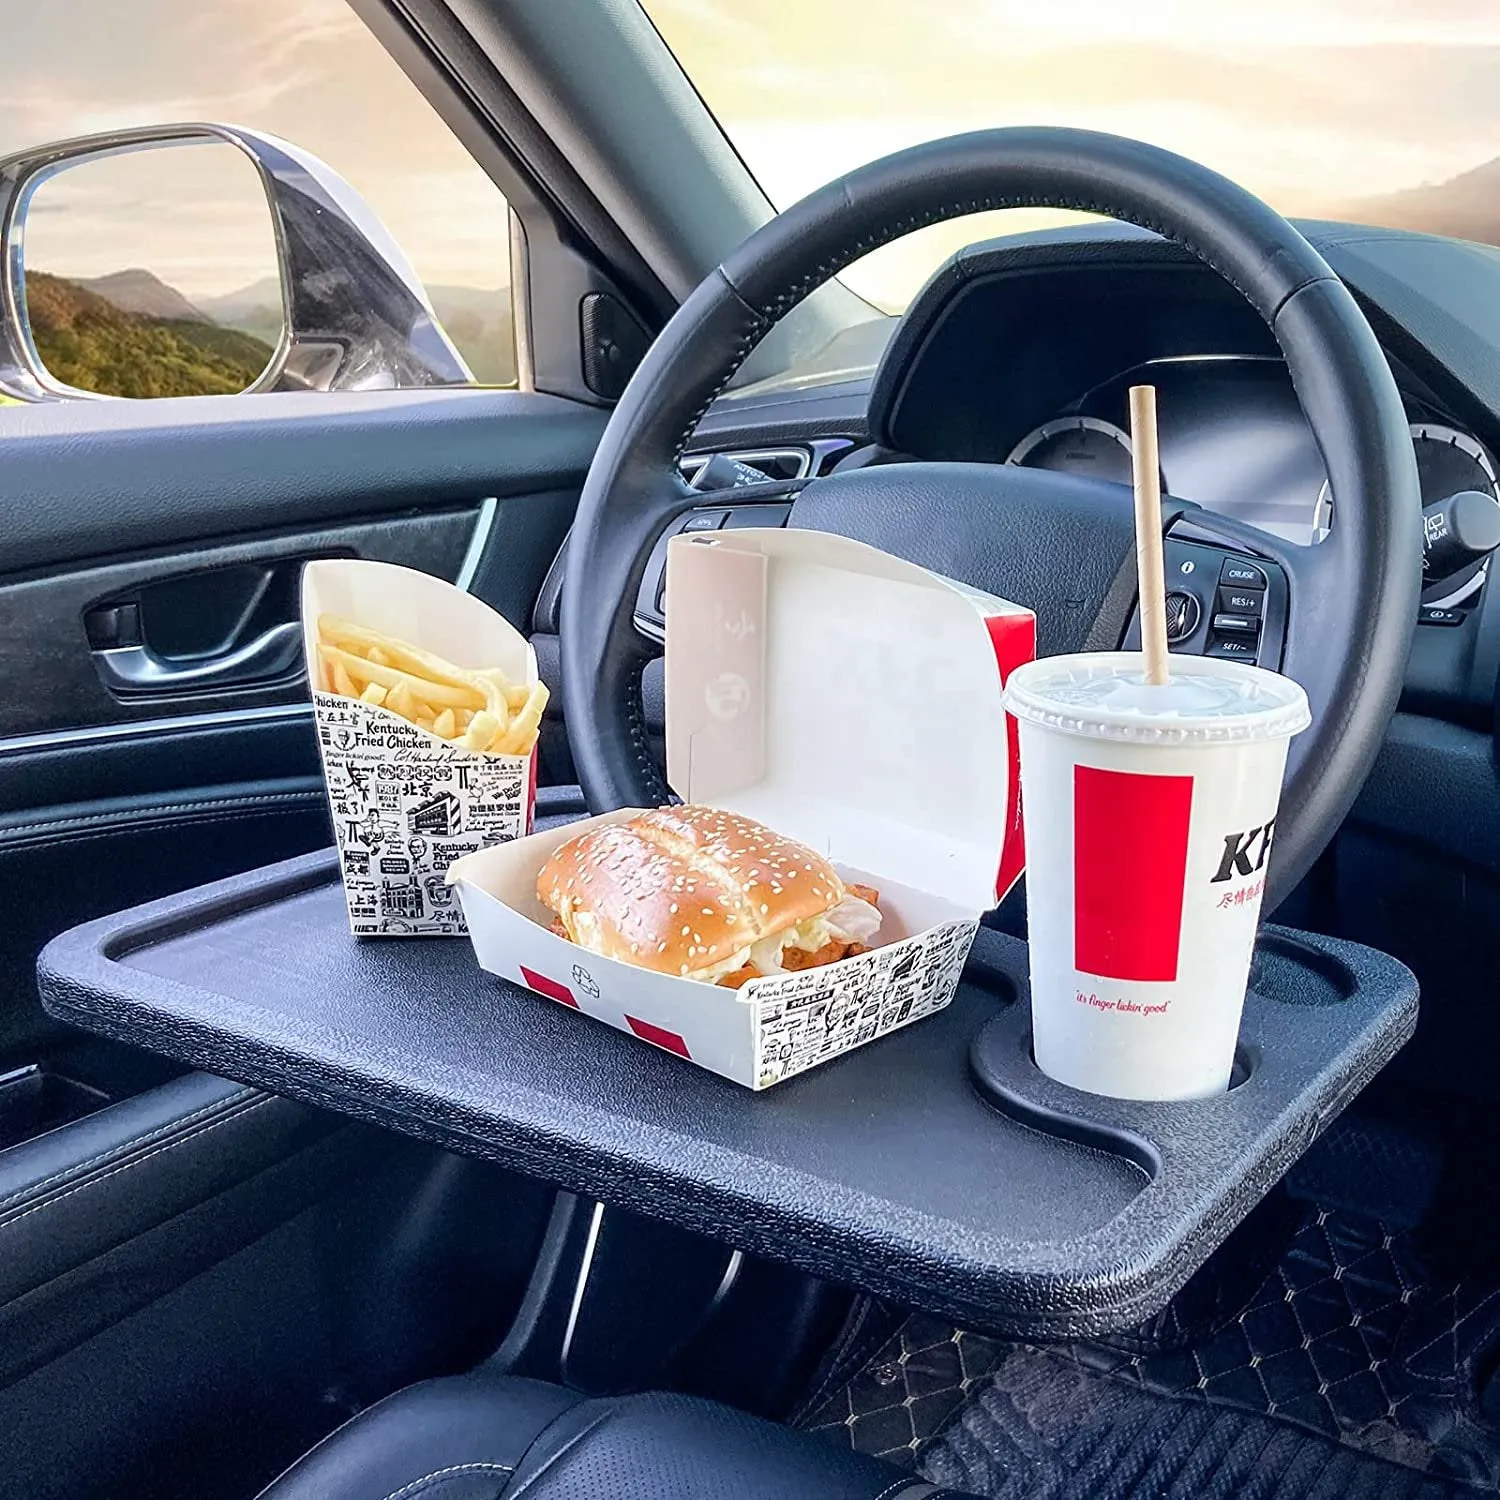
560 128 1422 908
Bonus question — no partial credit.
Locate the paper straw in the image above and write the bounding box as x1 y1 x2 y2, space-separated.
1130 384 1170 686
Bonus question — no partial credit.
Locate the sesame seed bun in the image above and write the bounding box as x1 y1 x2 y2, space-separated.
537 806 845 979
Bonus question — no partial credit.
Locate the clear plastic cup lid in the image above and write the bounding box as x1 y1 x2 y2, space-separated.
1004 652 1312 746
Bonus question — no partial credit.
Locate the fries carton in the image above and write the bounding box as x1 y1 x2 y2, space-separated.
448 529 1034 1088
302 558 540 937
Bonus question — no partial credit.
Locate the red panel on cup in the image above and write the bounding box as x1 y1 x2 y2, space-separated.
1073 766 1193 982
520 966 577 1007
625 1015 692 1058
986 612 1037 904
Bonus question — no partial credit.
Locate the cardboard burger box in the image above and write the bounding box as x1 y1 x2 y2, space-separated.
448 528 1035 1088
302 558 541 937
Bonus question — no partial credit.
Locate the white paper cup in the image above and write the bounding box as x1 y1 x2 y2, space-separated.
1004 652 1311 1101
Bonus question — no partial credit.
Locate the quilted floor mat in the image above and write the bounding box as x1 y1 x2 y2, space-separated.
799 1107 1500 1498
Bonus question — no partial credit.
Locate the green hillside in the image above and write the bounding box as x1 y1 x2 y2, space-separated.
22 271 276 398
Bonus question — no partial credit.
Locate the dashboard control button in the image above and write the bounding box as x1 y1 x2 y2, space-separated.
1220 558 1268 589
1207 636 1258 660
1218 585 1263 617
1418 605 1465 626
1212 612 1260 635
1164 591 1201 643
722 503 793 529
681 510 728 532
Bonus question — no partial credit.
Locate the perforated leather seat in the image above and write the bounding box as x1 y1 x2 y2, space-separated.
255 1371 971 1499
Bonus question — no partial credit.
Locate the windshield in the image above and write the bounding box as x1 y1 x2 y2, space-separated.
643 0 1500 312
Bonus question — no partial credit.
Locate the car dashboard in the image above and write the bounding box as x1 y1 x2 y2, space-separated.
535 219 1500 745
1003 355 1495 610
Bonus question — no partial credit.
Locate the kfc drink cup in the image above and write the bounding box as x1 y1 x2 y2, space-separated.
1004 653 1311 1102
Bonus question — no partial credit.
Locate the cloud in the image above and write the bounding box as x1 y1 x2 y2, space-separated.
1 0 511 295
6 0 1500 313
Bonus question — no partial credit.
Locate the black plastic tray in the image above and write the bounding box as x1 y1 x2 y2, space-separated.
37 848 1417 1338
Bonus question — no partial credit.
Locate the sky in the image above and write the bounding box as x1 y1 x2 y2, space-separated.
4 0 1500 309
1 0 512 299
647 0 1500 307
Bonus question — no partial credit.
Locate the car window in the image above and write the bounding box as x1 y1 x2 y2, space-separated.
1 0 515 394
644 0 1500 312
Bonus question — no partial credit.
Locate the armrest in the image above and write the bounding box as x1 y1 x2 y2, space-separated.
0 1070 332 1310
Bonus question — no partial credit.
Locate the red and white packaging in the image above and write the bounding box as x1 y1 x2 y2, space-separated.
1004 652 1312 1101
302 558 540 938
448 528 1035 1089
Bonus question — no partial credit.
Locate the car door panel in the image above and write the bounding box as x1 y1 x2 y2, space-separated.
0 382 602 1420
0 509 482 738
0 388 605 577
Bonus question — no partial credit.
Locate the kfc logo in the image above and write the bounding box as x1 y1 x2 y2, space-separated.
1211 819 1276 884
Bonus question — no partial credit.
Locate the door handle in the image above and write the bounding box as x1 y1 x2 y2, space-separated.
93 620 304 696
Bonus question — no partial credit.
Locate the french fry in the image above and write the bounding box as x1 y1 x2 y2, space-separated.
318 617 491 697
475 668 530 712
462 710 501 751
385 679 414 719
315 617 544 755
493 680 549 754
317 643 481 710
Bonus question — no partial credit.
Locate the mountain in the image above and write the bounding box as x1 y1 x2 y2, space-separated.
75 268 213 325
197 277 284 345
23 271 276 399
201 278 517 385
426 285 515 385
1332 158 1500 249
29 262 517 394
198 276 281 325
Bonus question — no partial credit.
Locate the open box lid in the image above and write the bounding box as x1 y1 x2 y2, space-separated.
665 528 1034 911
302 558 536 686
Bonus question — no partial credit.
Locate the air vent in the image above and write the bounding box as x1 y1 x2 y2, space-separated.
679 447 811 485
678 437 855 487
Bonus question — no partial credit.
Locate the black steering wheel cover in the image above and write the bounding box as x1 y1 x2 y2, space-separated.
561 127 1420 901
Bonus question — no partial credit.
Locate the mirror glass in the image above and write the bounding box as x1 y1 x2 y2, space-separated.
18 139 282 398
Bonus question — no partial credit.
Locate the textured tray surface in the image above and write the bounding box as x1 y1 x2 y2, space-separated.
39 849 1417 1336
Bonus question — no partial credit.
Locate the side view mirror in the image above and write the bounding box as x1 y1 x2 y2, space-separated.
0 123 473 401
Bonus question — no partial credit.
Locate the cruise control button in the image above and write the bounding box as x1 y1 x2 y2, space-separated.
1217 584 1263 617
1212 613 1260 635
1419 605 1464 626
1220 558 1268 589
1207 636 1258 660
680 510 728 532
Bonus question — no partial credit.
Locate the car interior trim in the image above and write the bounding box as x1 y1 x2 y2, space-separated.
558 1199 607 1371
0 702 316 759
453 495 500 592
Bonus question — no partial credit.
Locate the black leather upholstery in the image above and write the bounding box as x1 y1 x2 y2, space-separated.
0 1070 344 1388
257 1372 960 1499
558 125 1422 905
